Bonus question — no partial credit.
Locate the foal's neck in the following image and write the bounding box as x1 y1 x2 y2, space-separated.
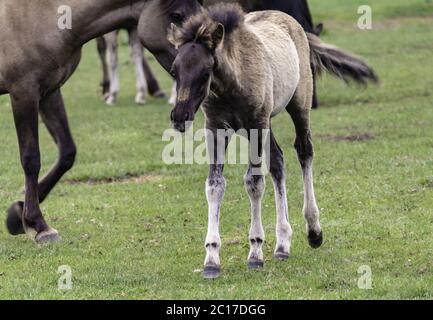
68 0 146 47
211 27 253 97
212 41 243 95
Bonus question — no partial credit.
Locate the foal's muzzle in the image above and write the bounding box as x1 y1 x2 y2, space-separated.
171 107 194 133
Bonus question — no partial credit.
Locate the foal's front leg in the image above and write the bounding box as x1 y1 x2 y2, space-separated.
203 129 230 279
244 163 265 268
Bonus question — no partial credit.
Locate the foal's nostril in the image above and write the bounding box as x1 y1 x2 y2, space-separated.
184 112 190 121
170 110 174 121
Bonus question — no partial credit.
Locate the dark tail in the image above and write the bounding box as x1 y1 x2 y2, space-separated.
307 33 378 85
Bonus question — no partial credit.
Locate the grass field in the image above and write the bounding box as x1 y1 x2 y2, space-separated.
0 0 432 299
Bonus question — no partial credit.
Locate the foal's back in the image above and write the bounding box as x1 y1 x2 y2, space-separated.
245 11 312 115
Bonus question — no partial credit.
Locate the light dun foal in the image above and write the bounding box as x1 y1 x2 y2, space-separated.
169 4 377 279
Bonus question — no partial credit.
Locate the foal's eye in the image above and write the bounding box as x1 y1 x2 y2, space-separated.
170 12 184 25
202 73 210 81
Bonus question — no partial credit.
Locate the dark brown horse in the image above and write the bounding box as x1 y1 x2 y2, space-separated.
0 0 203 243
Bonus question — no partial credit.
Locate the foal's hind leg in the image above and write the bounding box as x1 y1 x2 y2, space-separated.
287 107 323 248
7 89 76 242
269 131 293 260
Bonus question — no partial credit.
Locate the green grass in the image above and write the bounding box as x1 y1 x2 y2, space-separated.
0 0 433 299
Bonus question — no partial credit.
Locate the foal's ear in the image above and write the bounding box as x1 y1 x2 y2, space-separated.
168 23 182 49
211 23 225 50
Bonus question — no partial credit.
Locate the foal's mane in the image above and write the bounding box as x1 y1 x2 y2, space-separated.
170 3 245 49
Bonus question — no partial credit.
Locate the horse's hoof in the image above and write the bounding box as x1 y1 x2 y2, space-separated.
6 201 25 235
247 258 264 269
308 230 323 249
274 250 290 261
105 96 116 106
203 265 221 279
35 228 60 244
135 93 146 105
135 99 146 105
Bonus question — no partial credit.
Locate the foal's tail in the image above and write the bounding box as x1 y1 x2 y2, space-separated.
306 33 378 85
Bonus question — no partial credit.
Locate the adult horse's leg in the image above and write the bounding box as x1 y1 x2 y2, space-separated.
269 131 293 260
244 161 265 269
203 128 231 279
7 89 76 241
169 82 177 106
287 108 323 248
7 88 59 243
128 28 147 105
105 31 119 105
142 53 166 98
96 37 110 97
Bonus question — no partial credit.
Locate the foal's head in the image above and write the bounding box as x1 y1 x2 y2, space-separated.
168 4 244 132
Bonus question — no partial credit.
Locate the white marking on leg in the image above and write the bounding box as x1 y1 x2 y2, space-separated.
129 28 147 105
169 82 177 106
105 32 119 105
272 176 293 256
302 158 321 234
204 173 225 268
244 167 265 263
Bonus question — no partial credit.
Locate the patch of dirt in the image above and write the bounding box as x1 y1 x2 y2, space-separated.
317 133 375 142
65 173 163 186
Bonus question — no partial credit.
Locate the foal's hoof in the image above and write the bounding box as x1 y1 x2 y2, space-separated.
203 265 221 279
308 230 323 249
35 228 60 244
248 258 264 269
6 201 25 235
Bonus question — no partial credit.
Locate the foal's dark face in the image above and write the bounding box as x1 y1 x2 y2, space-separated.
170 43 214 132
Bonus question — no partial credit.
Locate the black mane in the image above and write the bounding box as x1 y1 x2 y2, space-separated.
174 3 245 47
207 3 245 35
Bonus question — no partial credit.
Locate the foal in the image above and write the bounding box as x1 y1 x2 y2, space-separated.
169 4 377 278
